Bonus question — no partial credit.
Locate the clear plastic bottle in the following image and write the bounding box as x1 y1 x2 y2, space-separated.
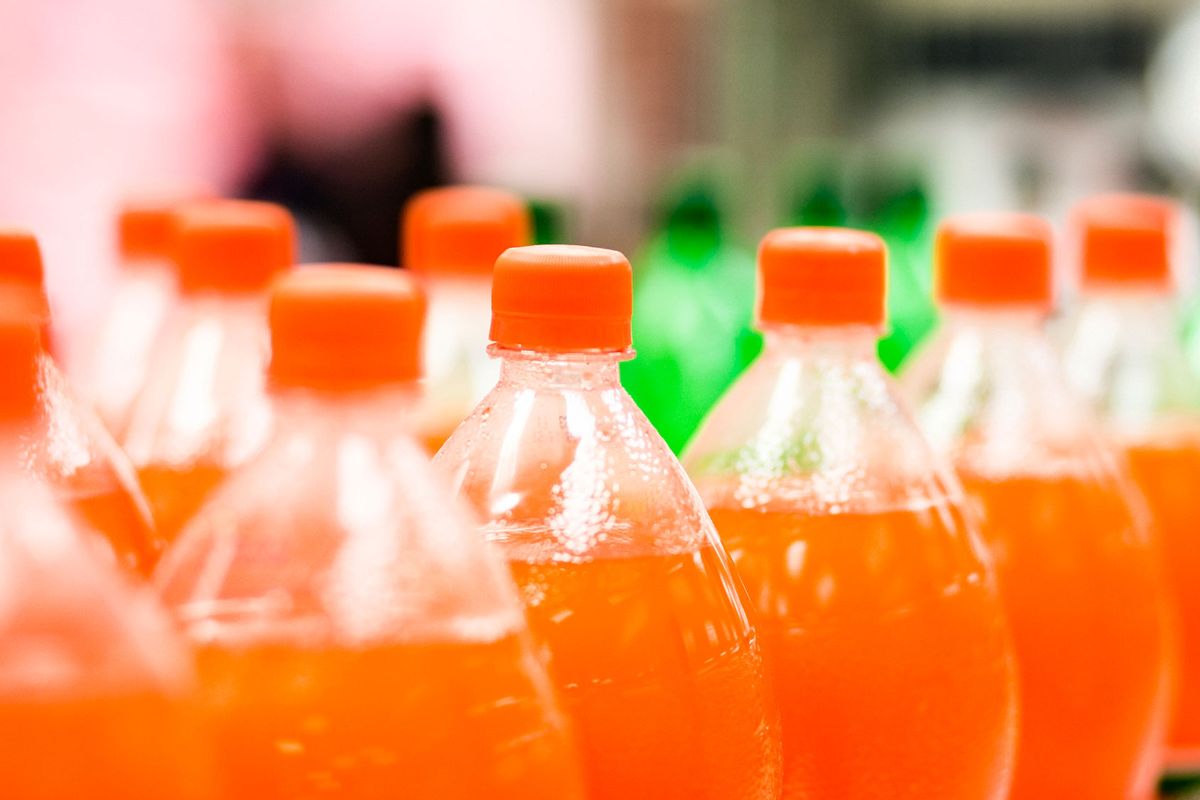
435 245 782 800
401 186 529 452
684 228 1017 800
0 306 213 800
123 200 294 543
155 264 584 799
71 197 184 439
902 213 1174 798
1062 193 1200 772
0 229 159 574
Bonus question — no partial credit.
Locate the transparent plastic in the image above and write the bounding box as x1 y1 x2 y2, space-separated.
28 351 160 575
684 326 1017 800
154 386 584 799
416 274 498 452
69 253 176 439
904 308 1174 798
123 295 273 543
435 349 782 800
0 453 211 799
1063 291 1200 769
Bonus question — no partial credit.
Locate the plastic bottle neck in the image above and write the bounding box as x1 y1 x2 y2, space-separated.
1070 292 1183 379
1081 283 1173 303
760 323 881 361
935 305 1060 373
940 304 1048 333
1077 289 1177 322
491 346 628 390
264 382 423 444
269 381 420 409
120 253 173 274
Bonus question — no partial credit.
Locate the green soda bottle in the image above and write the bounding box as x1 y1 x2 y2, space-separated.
869 176 937 372
621 182 760 452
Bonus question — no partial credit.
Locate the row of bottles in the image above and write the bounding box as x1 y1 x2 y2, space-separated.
0 186 1195 799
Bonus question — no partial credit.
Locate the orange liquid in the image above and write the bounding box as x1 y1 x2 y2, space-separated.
419 427 454 456
418 417 464 456
138 463 229 544
196 635 584 799
0 691 213 799
508 547 782 800
961 473 1172 798
1127 443 1200 767
706 502 1016 800
56 465 162 575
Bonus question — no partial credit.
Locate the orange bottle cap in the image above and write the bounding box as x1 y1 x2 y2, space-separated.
490 245 632 352
1075 193 1176 289
0 228 45 288
402 186 530 275
757 227 887 327
269 264 426 391
0 228 52 322
118 191 207 261
173 200 295 295
0 293 43 423
935 213 1053 309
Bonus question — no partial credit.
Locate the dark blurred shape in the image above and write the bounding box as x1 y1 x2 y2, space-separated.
529 199 567 245
241 101 449 266
886 18 1158 83
787 162 849 228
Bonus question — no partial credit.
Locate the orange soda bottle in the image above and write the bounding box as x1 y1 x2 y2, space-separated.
154 263 585 799
902 213 1174 797
401 186 530 452
71 196 186 438
435 245 783 800
1062 194 1199 771
0 229 160 574
0 306 213 800
684 228 1018 800
123 200 294 542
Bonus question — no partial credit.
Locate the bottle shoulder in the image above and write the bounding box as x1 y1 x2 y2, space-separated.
684 346 961 515
122 302 272 467
902 323 1120 479
31 353 134 481
155 418 523 648
0 475 189 697
436 379 719 559
1062 298 1200 436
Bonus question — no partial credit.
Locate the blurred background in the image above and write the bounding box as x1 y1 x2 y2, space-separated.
4 0 1200 390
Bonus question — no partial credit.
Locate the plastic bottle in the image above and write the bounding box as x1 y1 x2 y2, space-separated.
0 305 212 800
0 229 160 574
903 213 1173 798
71 196 184 438
155 264 584 798
684 228 1017 800
620 179 761 452
435 245 782 800
1062 193 1199 772
123 200 294 542
401 186 530 452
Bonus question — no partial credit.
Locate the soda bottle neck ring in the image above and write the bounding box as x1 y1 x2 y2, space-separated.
489 346 628 390
1079 281 1176 301
759 322 881 358
267 379 422 403
939 304 1048 329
